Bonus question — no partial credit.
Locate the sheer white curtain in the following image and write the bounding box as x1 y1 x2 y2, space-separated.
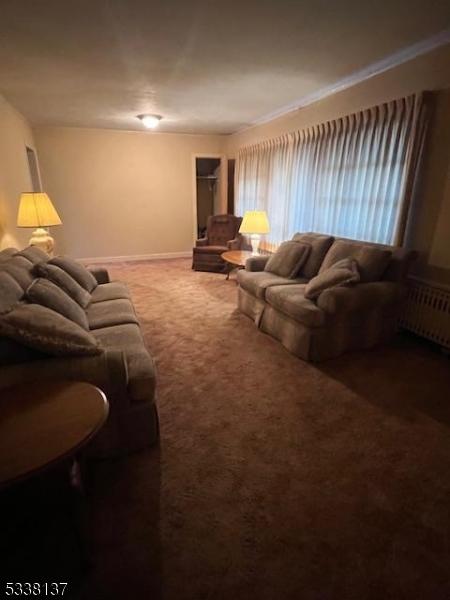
235 93 430 247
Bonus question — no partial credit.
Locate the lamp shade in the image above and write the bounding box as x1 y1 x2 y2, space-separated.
239 210 270 234
17 193 62 228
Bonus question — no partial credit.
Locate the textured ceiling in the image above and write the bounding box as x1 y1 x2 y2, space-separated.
0 0 449 134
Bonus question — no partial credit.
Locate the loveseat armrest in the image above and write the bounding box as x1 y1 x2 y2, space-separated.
195 237 208 247
89 266 110 284
0 349 129 409
245 255 270 272
317 281 406 315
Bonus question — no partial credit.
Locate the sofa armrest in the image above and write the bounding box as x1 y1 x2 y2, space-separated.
89 267 110 284
0 350 129 409
195 237 208 247
245 255 270 272
317 281 406 315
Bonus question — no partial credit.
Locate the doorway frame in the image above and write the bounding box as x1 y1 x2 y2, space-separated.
191 153 228 244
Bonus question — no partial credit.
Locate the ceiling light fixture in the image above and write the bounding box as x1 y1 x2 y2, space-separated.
137 114 162 129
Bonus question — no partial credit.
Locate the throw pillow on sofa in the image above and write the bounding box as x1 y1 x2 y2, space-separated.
49 256 98 292
34 263 91 308
319 240 391 283
14 246 50 264
26 278 89 330
265 241 311 279
304 258 360 300
0 255 35 291
0 303 101 356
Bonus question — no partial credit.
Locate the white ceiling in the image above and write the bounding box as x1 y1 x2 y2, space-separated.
0 0 449 134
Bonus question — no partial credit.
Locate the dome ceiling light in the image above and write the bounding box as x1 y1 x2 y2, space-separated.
137 114 162 129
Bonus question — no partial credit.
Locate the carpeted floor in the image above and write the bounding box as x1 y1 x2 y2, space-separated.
78 259 450 599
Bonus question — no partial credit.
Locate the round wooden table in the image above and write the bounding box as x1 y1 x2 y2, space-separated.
0 381 108 488
221 250 254 280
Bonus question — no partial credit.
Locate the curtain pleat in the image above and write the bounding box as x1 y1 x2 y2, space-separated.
235 93 431 246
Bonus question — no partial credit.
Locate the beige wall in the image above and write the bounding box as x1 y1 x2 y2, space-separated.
0 94 37 250
34 127 225 259
226 43 450 281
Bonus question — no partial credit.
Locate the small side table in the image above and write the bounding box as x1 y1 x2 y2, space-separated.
0 381 108 489
221 250 254 280
0 381 109 576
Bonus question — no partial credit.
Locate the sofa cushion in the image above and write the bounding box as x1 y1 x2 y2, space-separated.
291 233 334 279
304 258 360 300
0 303 101 356
26 278 89 330
264 241 310 278
266 285 326 328
92 323 156 404
86 299 139 330
90 281 131 303
15 246 49 264
237 270 308 300
0 256 35 290
49 256 98 292
320 240 391 283
34 262 91 308
0 271 24 314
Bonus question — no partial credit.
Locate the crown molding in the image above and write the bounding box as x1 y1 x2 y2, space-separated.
238 28 450 133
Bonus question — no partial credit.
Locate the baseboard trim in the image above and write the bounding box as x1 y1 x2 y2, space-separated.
78 251 192 264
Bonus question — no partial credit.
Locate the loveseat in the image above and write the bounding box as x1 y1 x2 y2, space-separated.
237 233 416 361
0 246 158 456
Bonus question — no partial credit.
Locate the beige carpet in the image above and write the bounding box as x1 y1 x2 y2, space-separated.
80 258 450 600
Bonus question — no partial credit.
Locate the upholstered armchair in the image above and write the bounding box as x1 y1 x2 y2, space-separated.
192 214 251 272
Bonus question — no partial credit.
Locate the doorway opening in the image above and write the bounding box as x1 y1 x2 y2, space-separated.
195 157 221 239
26 146 42 192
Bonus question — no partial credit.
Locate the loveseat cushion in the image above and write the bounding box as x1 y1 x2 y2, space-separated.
90 281 131 303
26 278 89 330
0 303 101 356
0 271 24 314
86 298 139 330
264 241 310 278
266 285 326 328
92 323 156 404
304 258 360 300
34 263 92 308
291 233 334 279
317 281 404 316
320 240 391 283
49 256 98 292
237 270 308 300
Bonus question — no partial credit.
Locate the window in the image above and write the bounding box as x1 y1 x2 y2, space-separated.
236 93 429 247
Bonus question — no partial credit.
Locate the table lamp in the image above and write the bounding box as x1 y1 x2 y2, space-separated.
17 192 62 255
239 210 270 255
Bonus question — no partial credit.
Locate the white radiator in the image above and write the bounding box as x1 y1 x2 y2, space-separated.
400 277 450 350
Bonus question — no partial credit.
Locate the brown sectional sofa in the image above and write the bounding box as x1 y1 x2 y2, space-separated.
0 247 158 456
237 233 416 361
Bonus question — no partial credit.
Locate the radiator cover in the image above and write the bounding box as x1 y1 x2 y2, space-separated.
400 277 450 350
